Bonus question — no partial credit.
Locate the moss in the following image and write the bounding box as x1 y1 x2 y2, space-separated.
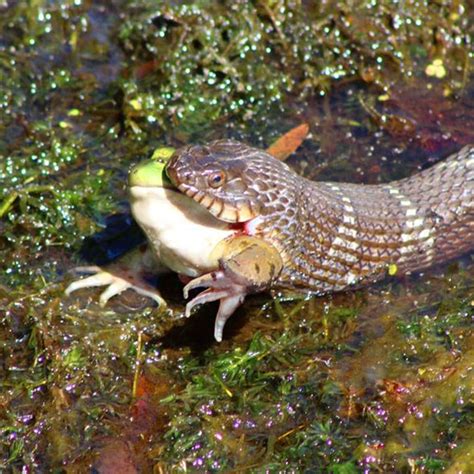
116 0 471 141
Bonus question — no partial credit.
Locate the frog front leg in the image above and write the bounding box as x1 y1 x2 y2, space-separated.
65 244 168 307
183 236 283 342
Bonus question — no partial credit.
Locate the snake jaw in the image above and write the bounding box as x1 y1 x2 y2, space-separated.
176 182 260 223
177 177 264 236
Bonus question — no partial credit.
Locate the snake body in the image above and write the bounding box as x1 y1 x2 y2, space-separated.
167 141 474 295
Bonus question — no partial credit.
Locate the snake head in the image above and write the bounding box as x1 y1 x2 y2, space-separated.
166 140 296 223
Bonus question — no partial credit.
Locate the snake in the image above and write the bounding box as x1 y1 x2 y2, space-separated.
166 140 474 298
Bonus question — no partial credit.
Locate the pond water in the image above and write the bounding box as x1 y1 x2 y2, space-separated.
0 1 473 472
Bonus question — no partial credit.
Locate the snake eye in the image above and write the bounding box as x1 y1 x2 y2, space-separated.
208 171 226 188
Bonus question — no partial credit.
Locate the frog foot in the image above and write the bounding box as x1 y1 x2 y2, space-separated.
183 272 247 342
65 266 166 307
182 236 283 342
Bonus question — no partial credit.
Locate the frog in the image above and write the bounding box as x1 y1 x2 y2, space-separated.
65 148 283 342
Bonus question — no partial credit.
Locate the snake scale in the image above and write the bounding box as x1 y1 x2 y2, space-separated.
167 140 474 296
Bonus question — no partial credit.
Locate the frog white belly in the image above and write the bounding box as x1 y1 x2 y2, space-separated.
129 186 233 277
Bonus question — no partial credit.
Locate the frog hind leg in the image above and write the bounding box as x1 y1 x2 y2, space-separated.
183 236 283 342
65 245 167 307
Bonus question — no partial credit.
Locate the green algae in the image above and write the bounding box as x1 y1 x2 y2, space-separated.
1 0 474 472
117 0 472 142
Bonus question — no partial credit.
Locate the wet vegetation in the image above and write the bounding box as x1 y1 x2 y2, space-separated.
1 0 473 472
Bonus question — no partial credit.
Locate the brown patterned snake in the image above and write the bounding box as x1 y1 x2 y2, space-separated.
165 140 474 337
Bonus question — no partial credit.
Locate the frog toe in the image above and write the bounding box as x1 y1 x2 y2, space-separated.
65 271 116 296
183 270 228 299
98 279 131 306
126 285 166 306
184 288 229 317
214 295 245 342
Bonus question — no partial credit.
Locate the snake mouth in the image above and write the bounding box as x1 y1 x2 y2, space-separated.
177 183 259 223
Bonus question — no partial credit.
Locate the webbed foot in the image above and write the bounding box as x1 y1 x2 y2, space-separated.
183 270 246 342
183 236 283 342
65 265 166 307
